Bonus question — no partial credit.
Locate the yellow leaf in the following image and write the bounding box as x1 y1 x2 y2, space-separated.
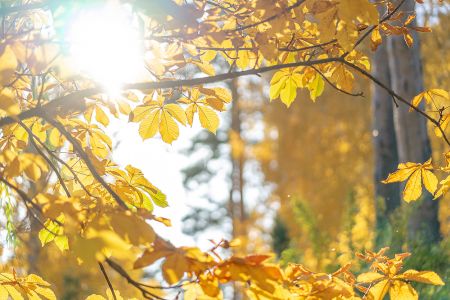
211 87 232 103
399 270 445 285
403 168 422 202
434 175 450 199
34 286 57 300
280 77 297 107
198 105 219 133
192 60 215 76
184 282 223 300
95 106 110 126
404 32 414 47
389 281 418 300
39 215 68 252
139 110 160 140
162 253 188 284
134 248 169 269
200 50 216 62
165 103 187 125
269 77 287 100
369 279 390 300
356 272 385 283
421 169 438 195
371 27 382 51
331 64 354 93
308 74 324 102
0 87 20 115
382 160 437 202
0 44 18 86
0 286 8 299
185 104 196 126
54 235 69 251
338 0 379 25
4 285 24 300
382 162 420 183
159 110 179 144
109 212 156 246
410 89 448 111
336 21 358 51
270 69 302 105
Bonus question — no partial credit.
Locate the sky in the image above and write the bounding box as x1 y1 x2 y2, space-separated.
109 118 202 247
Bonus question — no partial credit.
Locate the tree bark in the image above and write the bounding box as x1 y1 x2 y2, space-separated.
386 0 440 243
372 40 401 218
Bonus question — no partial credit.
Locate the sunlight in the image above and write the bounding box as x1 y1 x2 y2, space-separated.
68 3 143 96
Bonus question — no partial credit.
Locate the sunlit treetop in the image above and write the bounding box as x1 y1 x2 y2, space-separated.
0 0 447 299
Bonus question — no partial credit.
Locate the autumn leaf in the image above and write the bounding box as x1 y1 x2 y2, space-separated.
308 74 325 102
410 89 449 111
109 164 167 211
131 97 187 144
0 88 20 116
270 68 303 107
371 27 382 51
0 272 57 300
38 214 69 252
397 270 445 285
357 250 444 300
134 239 214 285
382 159 437 202
179 89 220 133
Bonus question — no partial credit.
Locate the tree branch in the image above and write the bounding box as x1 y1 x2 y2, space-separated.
42 117 128 209
310 66 364 97
0 57 339 128
340 58 450 146
105 259 167 300
99 262 117 300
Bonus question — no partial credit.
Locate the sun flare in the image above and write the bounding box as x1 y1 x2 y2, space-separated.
68 3 143 95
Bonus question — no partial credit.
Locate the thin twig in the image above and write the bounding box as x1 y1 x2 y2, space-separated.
340 58 450 146
105 259 167 300
18 121 71 197
311 65 364 97
99 262 117 300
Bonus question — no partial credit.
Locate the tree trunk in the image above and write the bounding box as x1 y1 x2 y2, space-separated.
228 78 246 300
386 0 440 243
372 39 401 242
229 78 246 242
